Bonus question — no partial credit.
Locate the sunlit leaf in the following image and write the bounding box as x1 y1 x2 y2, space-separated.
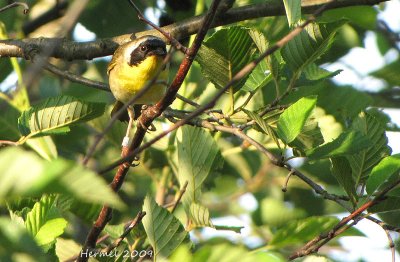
347 112 391 186
243 59 272 92
188 203 214 230
306 131 370 159
0 147 124 209
243 109 280 147
269 216 364 248
281 21 345 72
303 63 342 81
289 116 324 155
277 96 317 143
259 198 306 228
55 238 81 262
320 6 377 30
197 26 256 92
366 154 400 194
283 0 301 26
142 196 188 259
176 126 223 208
18 95 105 139
25 195 67 246
26 136 58 161
248 29 281 86
0 218 46 261
170 243 286 262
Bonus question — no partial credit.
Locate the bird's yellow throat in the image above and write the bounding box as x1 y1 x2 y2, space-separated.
109 55 167 105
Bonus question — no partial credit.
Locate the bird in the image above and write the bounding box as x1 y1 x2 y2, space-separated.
107 35 168 144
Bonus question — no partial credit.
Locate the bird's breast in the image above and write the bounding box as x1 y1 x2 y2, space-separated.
109 56 167 104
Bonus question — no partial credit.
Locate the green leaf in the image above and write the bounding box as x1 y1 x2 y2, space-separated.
0 147 125 209
317 85 373 121
306 131 370 160
25 195 67 246
18 95 105 138
283 0 301 27
142 196 188 259
330 157 357 203
26 136 58 161
243 109 280 147
0 99 21 141
277 96 317 143
369 196 400 214
259 198 306 228
347 112 391 186
176 126 223 208
269 216 364 248
51 160 125 209
188 203 214 230
303 63 342 81
213 225 244 233
366 154 400 194
370 60 400 87
197 26 256 92
172 244 286 262
243 59 272 92
376 32 391 55
289 116 324 155
0 218 46 262
248 25 281 84
281 21 344 72
55 238 82 262
320 6 377 30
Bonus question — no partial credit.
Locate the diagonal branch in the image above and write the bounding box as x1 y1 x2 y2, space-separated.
0 2 29 14
289 177 400 260
77 1 223 261
0 0 388 60
98 0 335 175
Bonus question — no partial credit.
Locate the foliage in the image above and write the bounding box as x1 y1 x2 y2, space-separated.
0 0 399 261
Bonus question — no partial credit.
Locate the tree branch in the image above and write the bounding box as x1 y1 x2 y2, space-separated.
0 2 29 14
289 177 400 260
0 0 388 60
98 0 335 175
77 1 223 260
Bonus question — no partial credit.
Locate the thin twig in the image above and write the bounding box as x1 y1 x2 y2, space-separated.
78 2 223 260
22 0 68 35
171 181 188 213
0 140 18 146
0 0 388 59
101 211 146 253
289 177 400 260
43 61 109 92
66 212 146 262
127 0 187 53
163 109 351 205
282 169 295 192
176 94 200 108
99 0 332 174
368 217 396 262
0 2 29 14
82 49 175 165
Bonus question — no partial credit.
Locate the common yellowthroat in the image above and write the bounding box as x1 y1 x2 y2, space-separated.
107 35 168 126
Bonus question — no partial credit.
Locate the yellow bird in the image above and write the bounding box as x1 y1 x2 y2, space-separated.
107 35 168 138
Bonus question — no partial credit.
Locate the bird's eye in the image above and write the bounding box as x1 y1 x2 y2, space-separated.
141 45 147 52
